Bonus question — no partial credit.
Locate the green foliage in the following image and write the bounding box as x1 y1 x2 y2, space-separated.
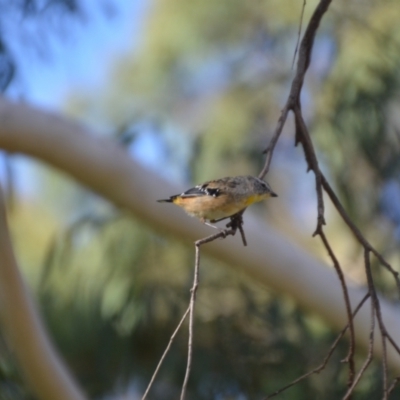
0 335 33 400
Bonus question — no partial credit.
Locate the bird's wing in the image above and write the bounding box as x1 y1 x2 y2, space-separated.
185 177 242 197
180 179 224 198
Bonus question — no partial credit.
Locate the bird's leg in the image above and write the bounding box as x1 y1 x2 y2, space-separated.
210 215 230 223
200 218 220 230
226 212 247 246
201 212 247 245
204 221 220 230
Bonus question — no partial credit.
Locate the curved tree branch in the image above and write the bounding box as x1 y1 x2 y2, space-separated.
0 184 87 400
0 96 399 379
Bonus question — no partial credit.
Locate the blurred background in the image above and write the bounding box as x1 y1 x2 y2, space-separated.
1 0 400 399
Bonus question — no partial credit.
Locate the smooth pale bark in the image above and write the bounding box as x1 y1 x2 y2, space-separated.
0 97 399 400
0 188 87 399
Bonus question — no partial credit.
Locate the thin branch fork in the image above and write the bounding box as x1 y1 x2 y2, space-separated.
260 0 331 237
145 0 400 398
143 214 247 400
141 307 191 400
180 214 247 399
257 0 400 398
259 0 334 180
290 83 400 398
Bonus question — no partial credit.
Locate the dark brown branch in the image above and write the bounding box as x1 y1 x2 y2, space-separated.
257 0 400 397
292 99 400 400
260 0 333 179
258 0 400 398
291 0 333 99
294 106 326 232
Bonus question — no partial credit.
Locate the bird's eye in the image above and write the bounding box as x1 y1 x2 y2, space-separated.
206 188 220 197
261 182 271 191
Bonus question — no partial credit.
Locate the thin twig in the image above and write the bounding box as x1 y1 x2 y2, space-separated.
259 0 333 179
262 293 370 400
291 0 307 70
388 377 400 396
259 102 291 179
141 306 190 400
364 250 389 400
144 217 245 399
180 244 201 400
342 286 375 400
386 334 400 357
179 215 246 399
301 147 399 399
318 229 355 388
256 0 400 397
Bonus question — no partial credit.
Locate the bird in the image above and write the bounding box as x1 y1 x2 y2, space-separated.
157 175 277 228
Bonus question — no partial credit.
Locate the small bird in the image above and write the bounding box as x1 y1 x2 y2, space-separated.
157 175 277 228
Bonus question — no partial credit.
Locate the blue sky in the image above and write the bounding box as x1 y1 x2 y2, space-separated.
0 0 322 229
2 0 150 199
7 0 147 109
4 1 397 237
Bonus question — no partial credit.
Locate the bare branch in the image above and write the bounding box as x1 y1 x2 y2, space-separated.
258 0 400 397
141 307 190 400
318 229 355 387
291 0 307 70
388 377 400 396
260 0 333 179
342 289 375 400
259 103 291 179
180 244 200 400
364 250 389 399
294 106 326 231
263 293 370 399
178 217 248 399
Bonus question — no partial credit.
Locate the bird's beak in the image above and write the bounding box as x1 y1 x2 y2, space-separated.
270 192 278 197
